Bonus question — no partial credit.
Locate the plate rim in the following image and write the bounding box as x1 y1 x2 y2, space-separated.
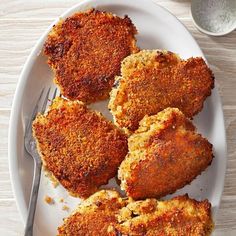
8 0 227 226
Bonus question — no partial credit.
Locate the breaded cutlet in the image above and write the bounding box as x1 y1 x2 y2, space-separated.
57 190 213 236
57 190 126 236
108 194 213 236
118 108 213 200
33 97 128 198
109 50 214 133
44 9 139 104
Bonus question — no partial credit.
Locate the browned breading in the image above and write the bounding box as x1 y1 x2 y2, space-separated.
118 108 213 200
109 50 214 133
109 194 213 236
33 97 128 198
57 190 126 236
44 9 139 104
57 190 213 236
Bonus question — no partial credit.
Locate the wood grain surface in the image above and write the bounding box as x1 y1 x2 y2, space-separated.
0 1 235 235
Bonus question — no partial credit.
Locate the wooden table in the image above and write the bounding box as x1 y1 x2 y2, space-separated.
0 1 235 235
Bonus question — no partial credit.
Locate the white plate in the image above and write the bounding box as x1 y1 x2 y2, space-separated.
9 0 227 235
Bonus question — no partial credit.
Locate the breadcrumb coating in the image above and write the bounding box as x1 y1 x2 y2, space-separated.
57 190 126 236
109 194 213 236
33 97 128 198
109 50 214 133
118 108 213 200
44 9 139 103
57 190 213 236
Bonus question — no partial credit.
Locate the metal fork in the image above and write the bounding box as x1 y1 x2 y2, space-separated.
24 87 57 236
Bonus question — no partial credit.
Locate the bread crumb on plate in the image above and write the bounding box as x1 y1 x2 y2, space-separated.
44 195 54 205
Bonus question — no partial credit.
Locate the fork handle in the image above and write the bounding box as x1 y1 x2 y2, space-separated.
24 157 42 236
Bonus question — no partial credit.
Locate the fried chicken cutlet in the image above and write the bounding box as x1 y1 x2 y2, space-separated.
44 9 139 104
109 194 213 236
57 190 213 236
109 50 214 133
33 97 128 198
57 190 126 236
118 108 213 200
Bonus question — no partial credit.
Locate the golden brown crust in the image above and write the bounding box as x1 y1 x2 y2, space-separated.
57 190 127 236
118 108 213 200
57 190 213 236
109 50 214 133
109 194 213 236
33 97 128 198
44 9 139 103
